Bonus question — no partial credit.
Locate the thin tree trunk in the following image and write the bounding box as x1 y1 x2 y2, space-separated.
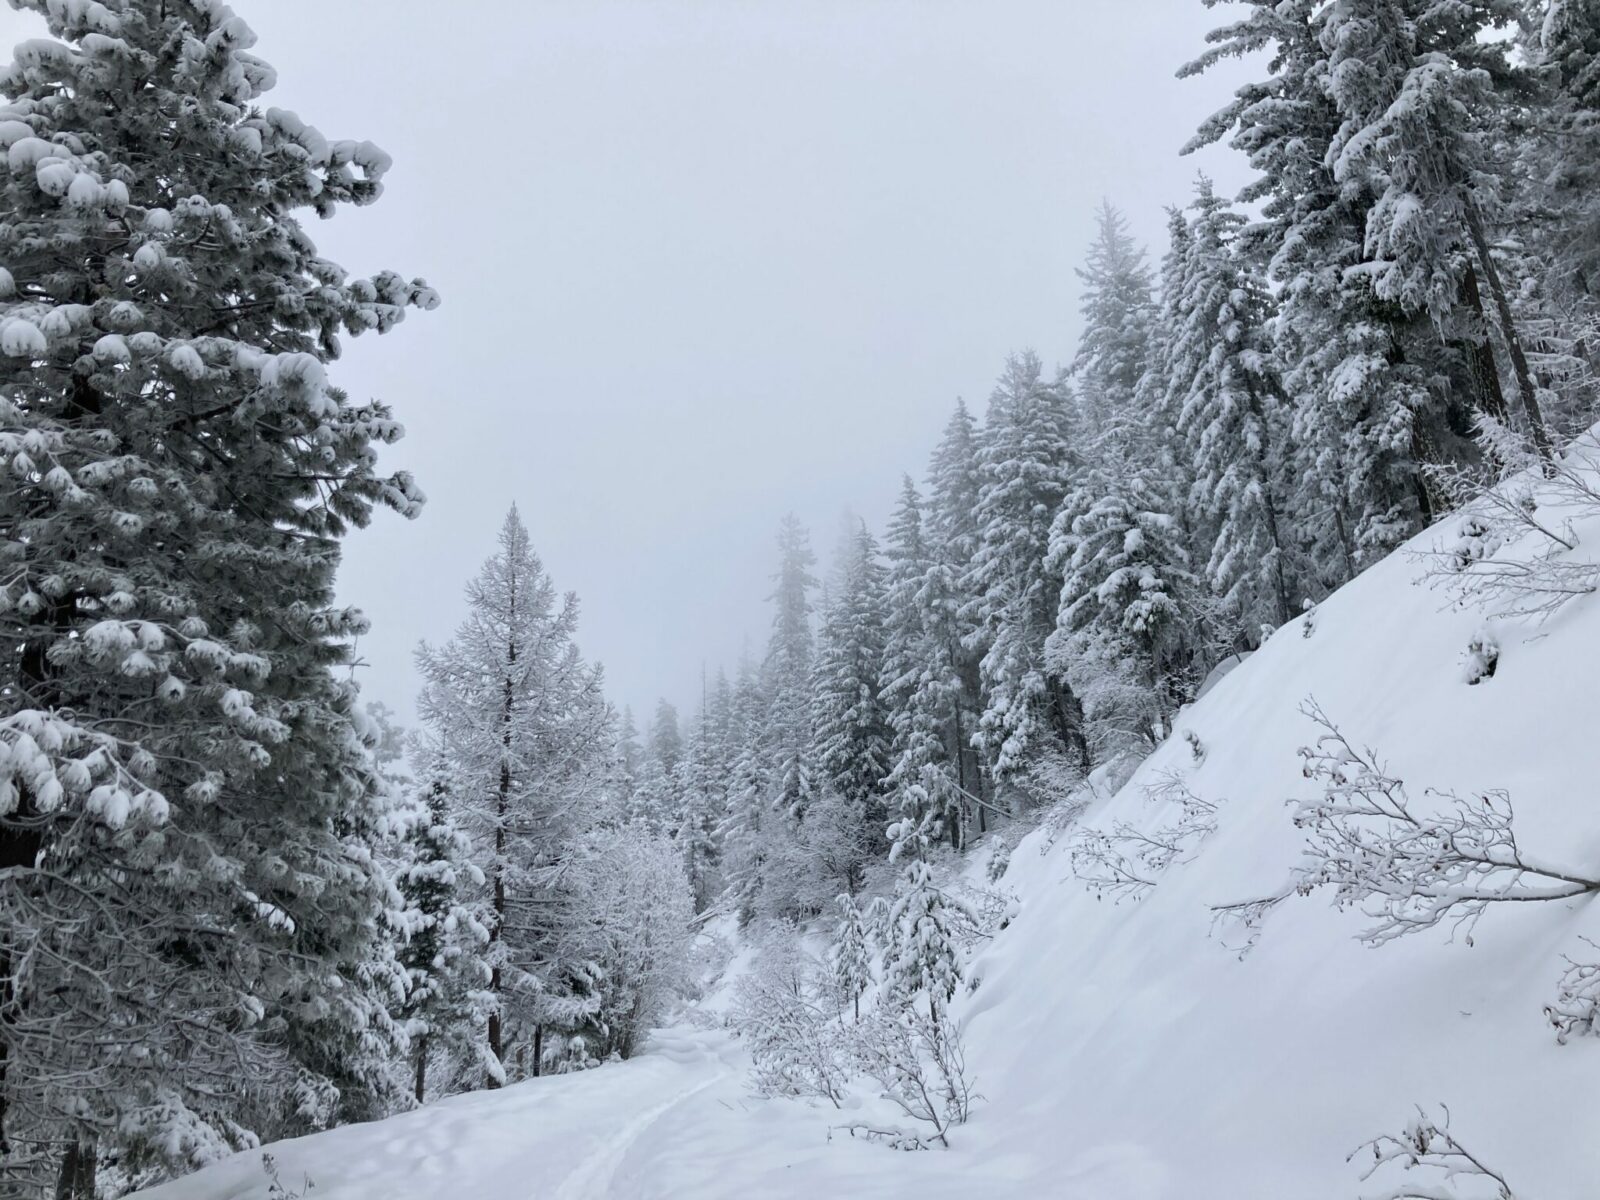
1331 501 1357 585
532 1024 543 1078
487 652 516 1090
1460 264 1512 426
950 705 968 849
1463 195 1554 461
413 1033 428 1104
1048 678 1091 778
1244 384 1294 627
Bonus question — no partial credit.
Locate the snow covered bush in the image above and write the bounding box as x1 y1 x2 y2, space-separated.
1420 419 1600 623
1293 702 1600 946
847 1002 975 1150
1459 628 1500 685
1352 1107 1518 1200
568 824 696 1059
1545 938 1600 1044
733 926 852 1106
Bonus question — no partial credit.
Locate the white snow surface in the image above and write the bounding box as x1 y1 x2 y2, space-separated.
138 492 1600 1198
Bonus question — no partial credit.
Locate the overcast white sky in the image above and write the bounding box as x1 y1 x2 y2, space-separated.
4 1 1256 724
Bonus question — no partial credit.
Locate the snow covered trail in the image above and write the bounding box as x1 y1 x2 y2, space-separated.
133 1028 742 1200
549 1029 736 1200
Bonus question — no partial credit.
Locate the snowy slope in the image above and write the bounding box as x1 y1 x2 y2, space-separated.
139 481 1600 1199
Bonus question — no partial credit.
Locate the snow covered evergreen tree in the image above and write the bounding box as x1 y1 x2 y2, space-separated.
828 893 873 1021
1071 202 1156 446
922 405 989 827
394 782 489 1104
1320 0 1552 456
0 2 435 1190
884 860 965 1025
965 352 1090 790
1166 177 1297 635
630 699 684 833
764 515 818 824
674 692 726 913
812 523 891 874
880 479 965 855
413 508 611 1089
717 656 770 924
614 706 644 813
1181 0 1487 576
1046 447 1201 754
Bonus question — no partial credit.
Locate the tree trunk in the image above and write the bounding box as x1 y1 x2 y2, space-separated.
487 641 517 1091
413 1033 428 1104
950 706 969 848
1460 264 1512 427
53 1137 94 1200
532 1024 543 1078
1047 678 1091 778
1245 383 1294 627
1463 195 1554 461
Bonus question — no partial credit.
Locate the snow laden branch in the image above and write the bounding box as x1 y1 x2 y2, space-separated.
1207 888 1294 959
1292 701 1600 946
1066 770 1220 904
1545 937 1600 1044
1416 419 1600 623
1352 1107 1517 1200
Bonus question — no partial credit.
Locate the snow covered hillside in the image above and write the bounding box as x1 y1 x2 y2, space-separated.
138 480 1600 1199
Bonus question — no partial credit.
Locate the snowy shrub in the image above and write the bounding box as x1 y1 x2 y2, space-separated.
262 1153 316 1200
847 1004 975 1150
943 878 1018 954
1545 938 1600 1044
1293 702 1600 946
733 926 853 1106
983 834 1012 883
1351 1107 1518 1200
1036 789 1092 856
1418 419 1600 623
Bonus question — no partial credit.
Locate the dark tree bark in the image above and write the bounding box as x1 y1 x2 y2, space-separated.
1463 195 1554 461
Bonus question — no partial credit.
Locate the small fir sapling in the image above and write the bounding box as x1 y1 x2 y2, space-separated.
827 894 873 1022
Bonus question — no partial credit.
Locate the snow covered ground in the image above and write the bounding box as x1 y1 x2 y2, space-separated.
139 477 1600 1198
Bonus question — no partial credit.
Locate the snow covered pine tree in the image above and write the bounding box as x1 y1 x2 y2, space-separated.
0 1 435 1193
413 509 611 1088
